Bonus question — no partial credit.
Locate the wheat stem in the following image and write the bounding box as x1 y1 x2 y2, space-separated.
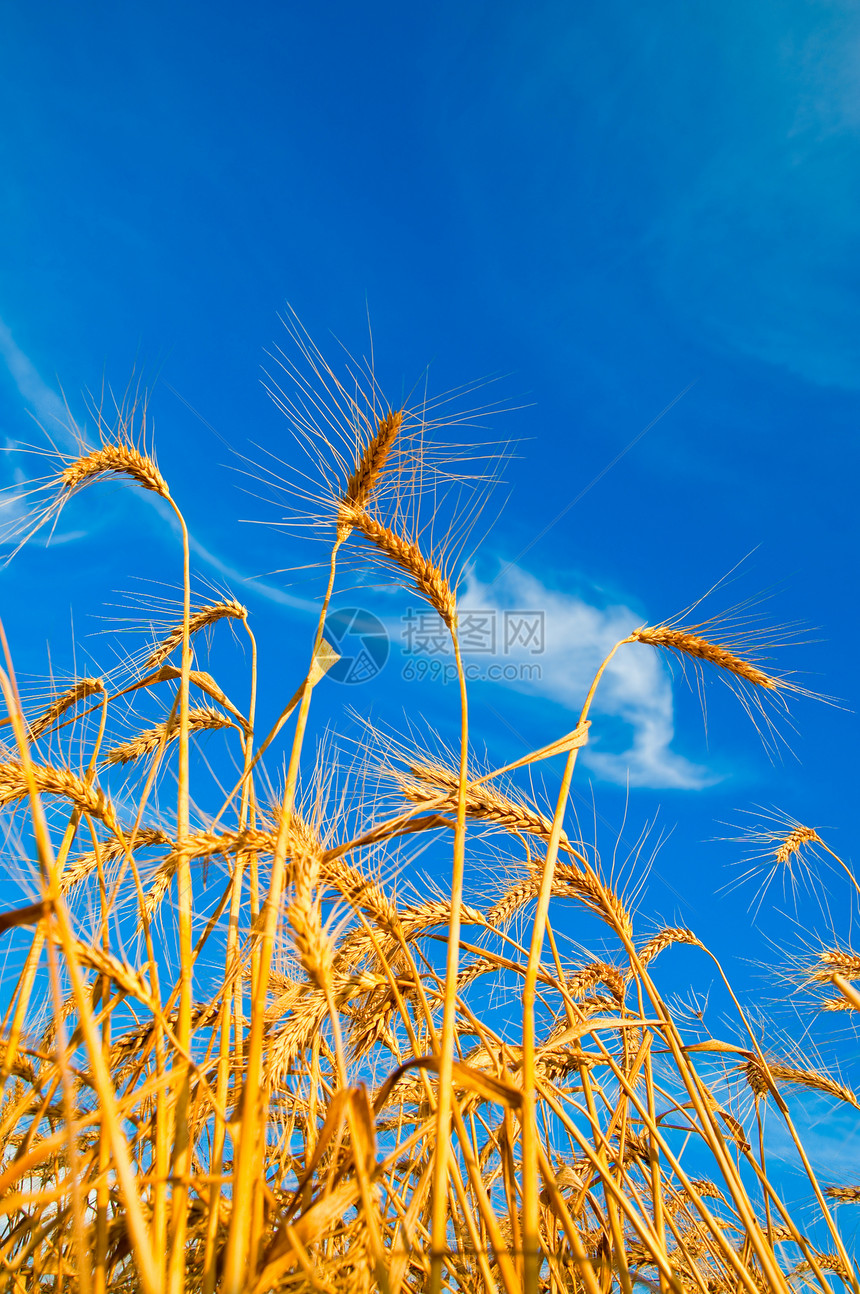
429 630 469 1294
222 539 342 1292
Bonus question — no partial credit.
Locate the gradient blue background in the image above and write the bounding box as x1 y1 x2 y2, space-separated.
1 0 858 1207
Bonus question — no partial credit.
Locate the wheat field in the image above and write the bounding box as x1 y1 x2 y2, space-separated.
0 327 856 1293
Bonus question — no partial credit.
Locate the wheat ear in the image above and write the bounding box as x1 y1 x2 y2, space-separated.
632 625 779 689
62 443 169 499
145 600 247 669
338 504 456 626
397 762 572 849
636 927 701 969
0 759 119 832
62 827 171 894
106 705 233 766
743 1058 860 1109
812 950 860 981
27 677 105 740
341 410 403 509
775 824 822 864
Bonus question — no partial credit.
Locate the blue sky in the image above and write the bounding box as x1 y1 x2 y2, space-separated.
1 0 859 1194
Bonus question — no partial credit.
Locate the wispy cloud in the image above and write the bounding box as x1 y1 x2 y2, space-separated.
0 318 317 611
652 4 860 389
185 528 318 613
0 317 74 442
764 1089 860 1186
461 564 713 790
0 317 78 548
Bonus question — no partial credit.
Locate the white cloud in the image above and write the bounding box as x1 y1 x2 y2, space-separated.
0 317 80 551
0 317 74 441
0 317 318 611
461 564 713 790
652 4 860 389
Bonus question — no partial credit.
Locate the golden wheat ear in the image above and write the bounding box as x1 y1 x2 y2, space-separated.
825 1187 860 1203
632 624 780 689
145 598 247 669
2 385 172 558
341 410 403 511
775 824 823 863
61 441 169 499
811 949 860 982
337 503 457 626
636 926 701 969
105 704 233 767
27 677 105 741
0 758 120 832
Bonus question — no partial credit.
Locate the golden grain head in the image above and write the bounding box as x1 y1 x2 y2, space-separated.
341 409 403 512
689 1179 725 1203
637 926 700 968
105 704 232 765
824 1186 860 1203
566 960 625 1002
28 676 105 739
813 949 860 983
0 758 119 831
396 760 568 846
745 1057 860 1110
62 442 170 499
632 625 779 689
742 1058 772 1099
145 599 248 669
337 504 457 626
775 824 822 865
